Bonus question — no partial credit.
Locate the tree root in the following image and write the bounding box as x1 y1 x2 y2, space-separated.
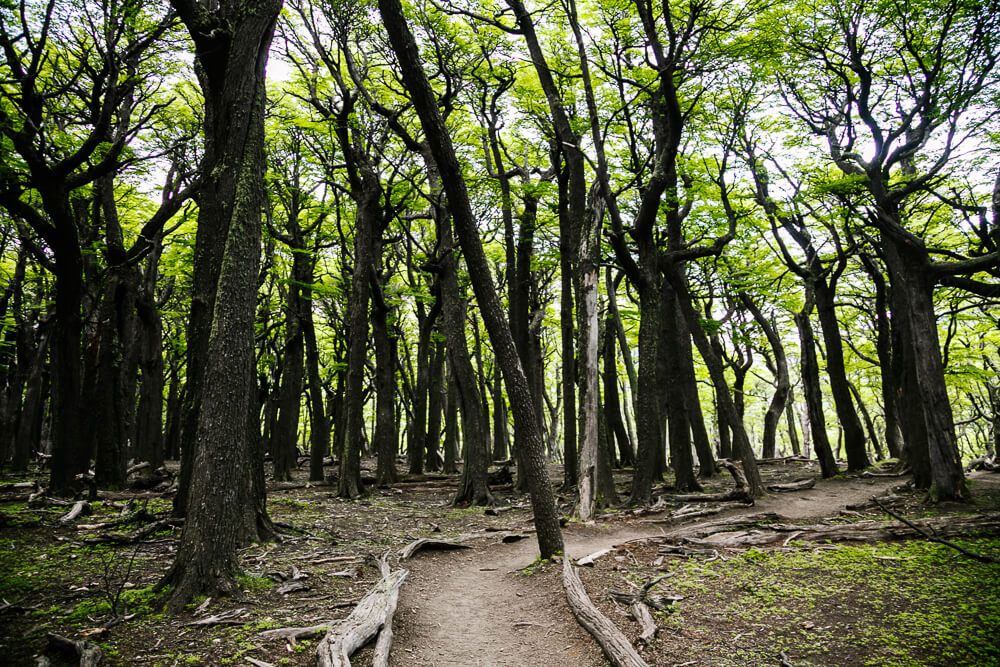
316 558 408 667
563 557 649 667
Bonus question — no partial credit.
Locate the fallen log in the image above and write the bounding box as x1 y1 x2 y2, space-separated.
126 462 151 476
563 558 648 667
59 500 92 524
965 456 998 473
398 538 471 560
766 478 816 493
371 559 400 667
671 459 752 504
316 564 408 667
84 518 182 544
46 632 103 667
639 506 722 525
681 512 1000 550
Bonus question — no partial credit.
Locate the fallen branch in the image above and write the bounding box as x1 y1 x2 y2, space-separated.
563 558 648 667
316 561 408 666
871 498 1000 565
766 478 815 493
84 518 182 544
77 506 156 532
398 537 471 560
59 500 92 524
185 608 248 627
257 622 334 643
46 632 103 667
629 602 657 644
671 459 752 504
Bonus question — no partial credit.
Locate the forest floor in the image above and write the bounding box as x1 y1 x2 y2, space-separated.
1 458 999 666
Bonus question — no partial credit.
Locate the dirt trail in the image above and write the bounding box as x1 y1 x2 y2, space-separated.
390 474 902 666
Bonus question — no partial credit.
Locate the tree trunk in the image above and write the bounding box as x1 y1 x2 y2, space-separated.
814 281 870 471
602 276 633 467
372 279 399 487
662 262 763 497
796 291 839 478
740 294 790 461
425 338 445 471
161 0 282 611
380 0 563 556
661 283 699 492
577 186 603 520
273 283 304 482
883 236 966 500
629 277 663 505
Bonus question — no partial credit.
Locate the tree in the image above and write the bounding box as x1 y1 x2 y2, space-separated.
777 0 1000 499
378 0 564 558
0 0 186 493
159 0 283 611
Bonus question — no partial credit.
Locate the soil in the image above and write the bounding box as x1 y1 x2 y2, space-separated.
1 459 998 667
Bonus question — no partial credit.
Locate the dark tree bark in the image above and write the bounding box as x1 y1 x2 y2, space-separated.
602 271 633 468
814 281 870 471
663 262 764 497
160 0 282 611
134 232 167 471
379 0 564 556
859 253 902 458
372 277 400 487
796 290 839 478
492 366 509 461
661 283 699 492
785 386 802 457
425 338 446 471
442 361 459 475
740 294 790 461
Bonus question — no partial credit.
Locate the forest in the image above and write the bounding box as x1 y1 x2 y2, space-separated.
1 0 999 665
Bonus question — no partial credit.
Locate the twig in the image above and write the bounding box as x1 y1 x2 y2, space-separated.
871 497 1000 565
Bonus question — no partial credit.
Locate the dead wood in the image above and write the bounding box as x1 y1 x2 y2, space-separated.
608 574 680 612
398 537 471 560
965 456 998 472
846 494 908 511
59 500 92 524
257 622 334 643
245 658 276 667
766 478 816 492
371 559 400 667
757 456 812 465
671 459 752 504
578 547 614 567
84 518 182 544
861 468 910 478
126 462 151 476
316 563 408 667
639 506 723 525
871 498 1000 565
666 512 782 541
563 557 648 667
276 580 310 595
0 481 40 494
185 608 248 627
77 507 156 532
629 602 657 644
681 512 1000 550
46 632 103 667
